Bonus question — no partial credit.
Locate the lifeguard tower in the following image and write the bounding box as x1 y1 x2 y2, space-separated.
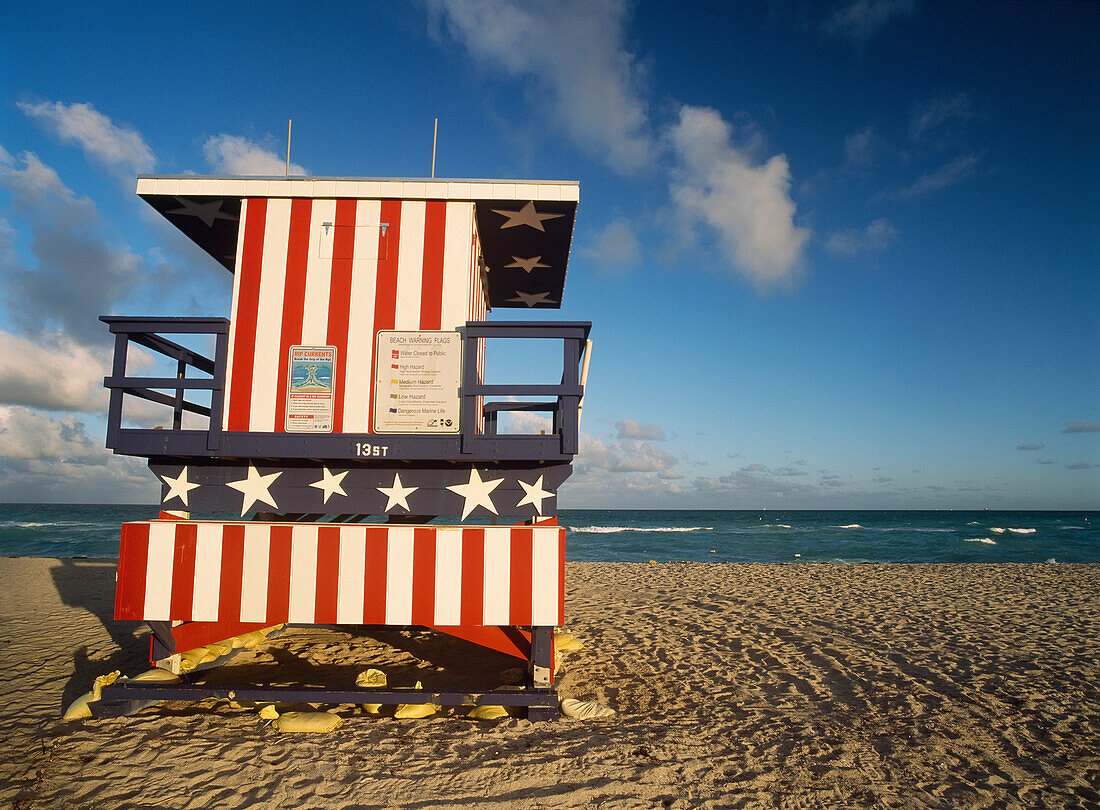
95 175 591 720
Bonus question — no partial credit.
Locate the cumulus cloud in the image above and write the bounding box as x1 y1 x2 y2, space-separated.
895 152 983 198
1017 442 1044 451
0 405 103 463
577 435 677 474
1063 420 1100 433
1064 462 1097 470
583 218 641 269
657 470 683 480
741 463 766 472
18 100 155 176
823 0 915 43
843 127 878 169
668 105 809 289
825 218 899 256
203 134 307 176
0 332 114 412
0 148 142 345
430 0 654 173
616 419 665 441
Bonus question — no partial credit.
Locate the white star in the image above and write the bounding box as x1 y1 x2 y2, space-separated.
226 465 282 515
377 473 419 512
165 197 238 227
506 290 557 307
446 468 505 520
160 466 201 507
491 201 564 232
504 255 549 273
516 475 555 516
309 467 348 504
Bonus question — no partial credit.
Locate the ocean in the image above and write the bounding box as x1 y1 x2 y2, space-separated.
0 504 1095 564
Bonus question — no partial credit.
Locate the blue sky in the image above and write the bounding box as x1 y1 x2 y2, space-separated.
1 1 1096 508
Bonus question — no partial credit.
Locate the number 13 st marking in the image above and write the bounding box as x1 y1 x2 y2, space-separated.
355 443 388 457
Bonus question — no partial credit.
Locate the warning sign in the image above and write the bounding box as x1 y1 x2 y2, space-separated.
285 346 336 433
373 331 462 434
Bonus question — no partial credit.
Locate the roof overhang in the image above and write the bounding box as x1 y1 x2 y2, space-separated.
137 176 579 309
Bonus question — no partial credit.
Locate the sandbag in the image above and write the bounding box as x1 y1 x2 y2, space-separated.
394 681 437 719
560 698 615 719
62 671 121 720
554 631 584 651
355 668 387 687
468 704 510 720
129 668 181 683
178 647 207 672
272 711 344 733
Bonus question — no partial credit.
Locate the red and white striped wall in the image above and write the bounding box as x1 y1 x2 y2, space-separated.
114 521 564 628
224 198 486 434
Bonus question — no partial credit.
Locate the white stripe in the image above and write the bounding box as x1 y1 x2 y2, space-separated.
343 200 380 432
385 526 414 625
300 198 335 345
191 523 223 622
433 528 463 625
530 528 561 626
288 525 319 624
441 202 474 330
481 527 512 625
336 525 366 624
143 523 176 620
240 524 270 623
223 198 250 429
250 199 291 431
394 200 425 330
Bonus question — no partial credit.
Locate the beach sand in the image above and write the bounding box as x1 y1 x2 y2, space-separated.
1 557 1097 808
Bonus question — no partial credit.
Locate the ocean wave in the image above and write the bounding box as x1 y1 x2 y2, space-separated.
836 524 863 529
1007 528 1036 534
990 528 1006 534
571 526 712 534
966 521 980 525
763 524 792 529
962 537 997 545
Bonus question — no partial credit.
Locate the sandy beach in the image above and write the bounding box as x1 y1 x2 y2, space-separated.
1 557 1097 808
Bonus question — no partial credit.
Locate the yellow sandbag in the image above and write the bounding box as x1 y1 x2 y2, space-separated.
62 671 121 720
554 631 583 651
355 668 387 687
468 705 510 720
272 711 344 733
236 630 268 649
178 647 207 672
258 704 280 720
395 681 437 719
129 668 181 683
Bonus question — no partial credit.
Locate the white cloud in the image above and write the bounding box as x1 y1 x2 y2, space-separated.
910 93 976 142
896 152 983 198
0 332 112 412
430 0 654 173
844 126 878 168
577 435 677 473
18 100 155 176
0 405 103 463
823 0 915 43
1016 442 1044 451
616 419 665 441
1063 420 1100 433
583 218 641 269
825 218 899 256
203 134 307 176
668 105 809 289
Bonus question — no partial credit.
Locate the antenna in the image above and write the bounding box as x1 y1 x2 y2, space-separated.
431 118 438 179
286 118 292 177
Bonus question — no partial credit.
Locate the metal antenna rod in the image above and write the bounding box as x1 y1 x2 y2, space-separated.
286 118 292 177
431 118 438 179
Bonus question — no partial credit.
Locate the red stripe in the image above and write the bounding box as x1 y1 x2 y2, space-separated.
314 526 342 623
509 527 534 625
218 524 245 623
362 526 389 624
460 527 485 626
326 199 357 432
419 200 446 329
368 199 401 432
228 198 267 431
115 522 150 620
411 527 437 625
266 525 293 624
273 198 313 432
557 527 566 624
169 523 198 621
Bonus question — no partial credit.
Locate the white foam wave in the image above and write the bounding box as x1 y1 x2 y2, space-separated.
1007 528 1036 534
962 537 997 545
836 524 863 529
990 528 1006 534
571 526 711 534
966 521 980 525
763 524 792 529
